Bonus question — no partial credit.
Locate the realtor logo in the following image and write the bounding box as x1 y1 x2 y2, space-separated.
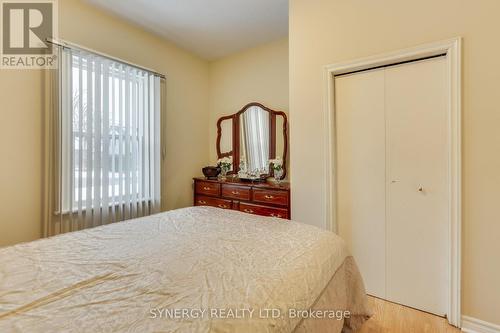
1 0 57 69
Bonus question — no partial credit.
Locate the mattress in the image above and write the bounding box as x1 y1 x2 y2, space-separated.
0 206 370 332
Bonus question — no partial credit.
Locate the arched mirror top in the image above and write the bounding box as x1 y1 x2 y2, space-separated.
216 102 288 180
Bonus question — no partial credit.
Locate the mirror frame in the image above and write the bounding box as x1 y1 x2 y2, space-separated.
216 102 288 179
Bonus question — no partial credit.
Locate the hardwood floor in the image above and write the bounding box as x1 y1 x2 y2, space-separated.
357 296 461 333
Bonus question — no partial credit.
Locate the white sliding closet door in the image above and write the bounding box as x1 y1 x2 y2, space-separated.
335 69 386 298
335 56 448 316
385 58 448 315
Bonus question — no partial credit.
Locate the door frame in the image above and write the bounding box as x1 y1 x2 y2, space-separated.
323 37 462 327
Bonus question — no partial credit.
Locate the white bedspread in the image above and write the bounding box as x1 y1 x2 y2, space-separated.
0 207 367 332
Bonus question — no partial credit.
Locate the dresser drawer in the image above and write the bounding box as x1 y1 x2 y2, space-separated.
221 184 251 201
252 189 288 206
239 203 288 219
195 181 221 197
194 195 232 210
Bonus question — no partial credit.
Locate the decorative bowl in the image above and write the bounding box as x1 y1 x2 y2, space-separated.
202 166 221 179
238 174 266 183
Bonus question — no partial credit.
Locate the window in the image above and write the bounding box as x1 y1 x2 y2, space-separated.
57 48 162 223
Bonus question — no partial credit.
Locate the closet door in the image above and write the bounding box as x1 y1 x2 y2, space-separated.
385 57 448 315
335 69 386 298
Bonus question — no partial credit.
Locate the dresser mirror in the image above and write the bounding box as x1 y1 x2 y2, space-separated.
216 102 288 179
217 117 234 171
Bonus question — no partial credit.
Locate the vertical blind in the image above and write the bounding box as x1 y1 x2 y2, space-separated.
46 47 163 236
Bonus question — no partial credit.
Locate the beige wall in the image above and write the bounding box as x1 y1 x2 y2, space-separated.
0 0 210 246
289 0 500 325
208 38 289 164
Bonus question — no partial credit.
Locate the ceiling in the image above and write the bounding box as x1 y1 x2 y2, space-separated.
86 0 289 60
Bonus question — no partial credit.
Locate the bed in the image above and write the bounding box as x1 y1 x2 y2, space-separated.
0 207 370 332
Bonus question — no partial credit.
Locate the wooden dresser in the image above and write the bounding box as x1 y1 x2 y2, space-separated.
193 177 291 219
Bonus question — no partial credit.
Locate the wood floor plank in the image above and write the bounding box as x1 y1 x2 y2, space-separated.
357 296 461 333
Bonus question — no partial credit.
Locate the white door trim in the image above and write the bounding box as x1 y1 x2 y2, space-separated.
323 37 462 327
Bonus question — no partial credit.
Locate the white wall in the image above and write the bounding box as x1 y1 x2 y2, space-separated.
289 0 500 325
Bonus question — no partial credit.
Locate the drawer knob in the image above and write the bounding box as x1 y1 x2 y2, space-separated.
264 195 275 199
203 187 211 190
198 200 207 204
244 209 254 213
270 213 282 218
231 191 240 195
218 204 228 209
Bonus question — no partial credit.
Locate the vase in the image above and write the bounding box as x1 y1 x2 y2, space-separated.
219 167 228 180
274 168 284 184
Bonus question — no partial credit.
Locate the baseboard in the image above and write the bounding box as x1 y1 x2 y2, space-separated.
462 316 500 333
